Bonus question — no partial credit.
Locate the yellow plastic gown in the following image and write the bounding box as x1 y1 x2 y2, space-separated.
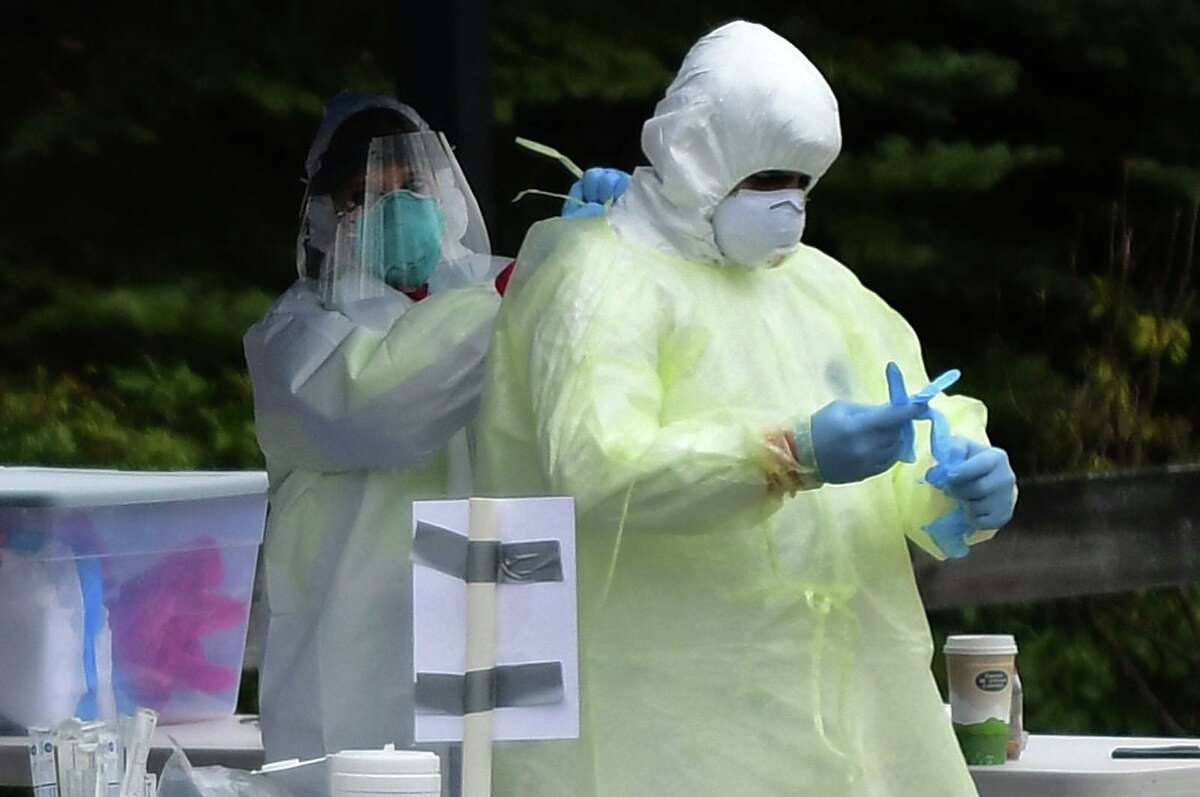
475 22 992 795
477 214 987 795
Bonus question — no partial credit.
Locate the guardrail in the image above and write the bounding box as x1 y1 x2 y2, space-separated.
242 464 1200 669
914 464 1200 609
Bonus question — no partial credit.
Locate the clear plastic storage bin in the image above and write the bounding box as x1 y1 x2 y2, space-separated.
0 467 267 730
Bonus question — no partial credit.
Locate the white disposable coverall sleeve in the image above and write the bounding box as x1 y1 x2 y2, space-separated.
244 280 500 472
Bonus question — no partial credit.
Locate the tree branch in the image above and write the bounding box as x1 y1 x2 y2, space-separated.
1087 598 1188 736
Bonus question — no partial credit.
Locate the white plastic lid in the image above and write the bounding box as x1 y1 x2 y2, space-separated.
0 467 268 508
329 746 440 776
329 747 441 796
943 634 1018 656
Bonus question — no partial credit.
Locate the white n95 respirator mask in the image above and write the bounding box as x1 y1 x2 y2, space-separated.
711 188 807 270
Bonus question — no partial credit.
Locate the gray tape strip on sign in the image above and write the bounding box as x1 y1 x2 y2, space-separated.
413 521 563 583
415 661 565 715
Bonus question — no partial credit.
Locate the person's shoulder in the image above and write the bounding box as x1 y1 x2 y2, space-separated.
245 280 322 334
273 278 322 309
528 215 611 265
784 244 915 329
777 243 917 328
243 279 349 358
506 215 621 295
784 243 866 291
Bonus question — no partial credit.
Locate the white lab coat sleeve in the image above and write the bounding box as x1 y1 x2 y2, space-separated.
244 281 501 472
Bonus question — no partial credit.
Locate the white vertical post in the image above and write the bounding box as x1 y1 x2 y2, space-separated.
462 498 499 797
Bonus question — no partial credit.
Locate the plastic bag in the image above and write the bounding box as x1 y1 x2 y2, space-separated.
158 746 294 797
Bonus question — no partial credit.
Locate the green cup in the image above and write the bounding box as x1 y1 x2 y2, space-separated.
944 635 1017 766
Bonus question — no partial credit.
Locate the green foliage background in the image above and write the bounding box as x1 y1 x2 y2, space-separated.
4 1 1200 737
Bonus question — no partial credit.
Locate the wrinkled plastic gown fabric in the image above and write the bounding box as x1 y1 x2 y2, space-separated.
475 21 994 797
242 92 504 787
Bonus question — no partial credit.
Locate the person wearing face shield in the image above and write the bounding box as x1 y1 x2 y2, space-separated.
474 22 1015 797
242 91 629 789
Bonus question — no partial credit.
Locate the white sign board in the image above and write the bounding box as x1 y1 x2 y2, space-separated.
411 497 578 743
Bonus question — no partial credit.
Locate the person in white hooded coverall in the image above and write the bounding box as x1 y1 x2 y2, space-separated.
474 22 1017 796
243 92 628 794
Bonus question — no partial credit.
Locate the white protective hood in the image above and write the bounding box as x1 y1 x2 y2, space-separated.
610 20 842 263
304 92 431 183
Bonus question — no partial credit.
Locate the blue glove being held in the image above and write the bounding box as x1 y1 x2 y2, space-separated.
562 167 632 218
810 400 925 484
930 436 1017 531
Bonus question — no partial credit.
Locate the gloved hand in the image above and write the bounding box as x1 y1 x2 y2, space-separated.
931 436 1017 530
885 360 961 464
809 400 925 484
562 167 632 218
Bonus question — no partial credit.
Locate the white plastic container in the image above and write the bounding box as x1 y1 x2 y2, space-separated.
0 467 267 730
329 746 441 797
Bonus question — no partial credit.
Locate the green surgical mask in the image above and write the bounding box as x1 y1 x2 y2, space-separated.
359 190 447 290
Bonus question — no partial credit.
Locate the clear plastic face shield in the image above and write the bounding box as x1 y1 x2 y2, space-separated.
301 131 491 309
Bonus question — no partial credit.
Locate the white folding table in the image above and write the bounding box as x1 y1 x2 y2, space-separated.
4 721 1200 796
971 734 1200 796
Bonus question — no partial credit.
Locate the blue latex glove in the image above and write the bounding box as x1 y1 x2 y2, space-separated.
932 436 1017 531
923 504 976 559
885 362 960 464
811 362 961 486
921 413 974 558
867 362 1015 557
562 167 632 218
920 406 1016 558
886 363 918 464
810 399 926 484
